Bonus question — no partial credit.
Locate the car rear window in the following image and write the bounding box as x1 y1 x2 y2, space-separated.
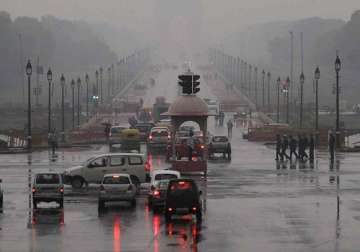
169 181 195 192
36 174 60 184
154 174 178 181
213 136 228 142
103 176 130 184
152 131 168 137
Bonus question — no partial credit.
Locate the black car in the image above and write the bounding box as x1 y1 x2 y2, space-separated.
0 179 3 212
164 179 202 222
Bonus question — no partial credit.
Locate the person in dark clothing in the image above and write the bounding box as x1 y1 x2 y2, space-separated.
281 135 290 160
289 135 298 161
303 135 309 160
219 112 225 127
275 134 282 161
309 134 315 162
329 132 336 161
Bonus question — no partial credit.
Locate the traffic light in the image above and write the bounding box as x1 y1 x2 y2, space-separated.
178 75 193 94
192 75 200 94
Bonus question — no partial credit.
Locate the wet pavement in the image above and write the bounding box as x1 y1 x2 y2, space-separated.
1 64 360 251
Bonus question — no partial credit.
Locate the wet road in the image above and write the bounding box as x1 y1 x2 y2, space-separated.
1 64 360 251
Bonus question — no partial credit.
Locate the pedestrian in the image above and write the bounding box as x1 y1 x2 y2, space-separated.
281 135 290 160
302 135 309 160
298 135 304 160
215 113 219 127
329 132 336 161
275 134 282 161
309 134 315 162
227 119 234 138
289 135 298 161
186 131 195 161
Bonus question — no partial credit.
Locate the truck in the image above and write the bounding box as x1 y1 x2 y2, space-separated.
152 97 170 123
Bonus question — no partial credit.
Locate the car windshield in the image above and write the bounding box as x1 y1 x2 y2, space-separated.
154 173 178 181
103 176 130 184
213 136 228 142
36 174 60 184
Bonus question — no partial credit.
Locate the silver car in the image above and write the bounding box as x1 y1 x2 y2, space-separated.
32 173 64 209
98 174 137 210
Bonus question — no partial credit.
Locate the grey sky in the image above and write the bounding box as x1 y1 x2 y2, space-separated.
1 0 359 33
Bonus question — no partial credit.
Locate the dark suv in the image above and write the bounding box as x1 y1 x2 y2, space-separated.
164 179 202 222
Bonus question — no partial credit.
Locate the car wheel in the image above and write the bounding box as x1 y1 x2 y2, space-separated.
228 151 231 160
98 200 105 210
71 176 84 189
59 199 64 209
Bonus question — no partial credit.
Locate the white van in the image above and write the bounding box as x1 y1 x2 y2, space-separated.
64 153 149 189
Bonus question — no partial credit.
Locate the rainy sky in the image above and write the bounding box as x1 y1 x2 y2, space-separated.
1 0 359 34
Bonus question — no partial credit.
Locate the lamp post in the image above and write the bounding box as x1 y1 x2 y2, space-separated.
71 79 75 130
244 62 247 94
276 77 280 123
248 64 252 99
335 54 341 148
60 74 66 143
299 72 305 128
95 70 99 101
286 76 290 123
85 74 89 120
314 66 320 130
254 67 258 108
77 78 81 128
47 68 53 140
267 72 271 113
99 67 103 104
26 60 32 151
108 67 111 99
262 70 265 109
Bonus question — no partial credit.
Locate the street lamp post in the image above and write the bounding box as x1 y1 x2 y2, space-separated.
254 67 258 108
71 79 75 130
262 70 265 109
77 78 81 128
85 74 89 120
248 65 252 99
60 74 66 143
314 66 320 130
26 60 32 151
47 68 53 140
267 72 271 113
286 76 290 123
108 67 111 100
95 70 99 101
276 77 281 123
335 55 341 148
99 67 103 104
244 62 247 94
299 72 305 128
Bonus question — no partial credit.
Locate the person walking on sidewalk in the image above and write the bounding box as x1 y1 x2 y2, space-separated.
227 119 234 138
289 135 298 161
275 134 283 161
309 134 315 162
329 132 336 162
281 135 290 160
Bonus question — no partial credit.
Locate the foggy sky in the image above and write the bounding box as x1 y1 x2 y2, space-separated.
1 0 359 36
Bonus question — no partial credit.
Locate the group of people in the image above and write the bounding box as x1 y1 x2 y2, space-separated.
275 134 315 162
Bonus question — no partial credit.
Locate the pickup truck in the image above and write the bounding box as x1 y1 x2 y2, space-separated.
208 136 231 160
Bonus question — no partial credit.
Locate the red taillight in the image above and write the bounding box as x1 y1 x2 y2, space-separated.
192 207 197 211
145 162 150 172
32 187 36 193
149 135 153 141
59 187 64 193
168 207 173 212
200 145 205 149
168 135 171 140
153 190 160 197
100 185 105 191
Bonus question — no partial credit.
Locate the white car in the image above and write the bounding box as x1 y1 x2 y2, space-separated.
32 173 64 209
65 153 150 189
98 174 137 210
148 127 171 148
148 170 180 211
